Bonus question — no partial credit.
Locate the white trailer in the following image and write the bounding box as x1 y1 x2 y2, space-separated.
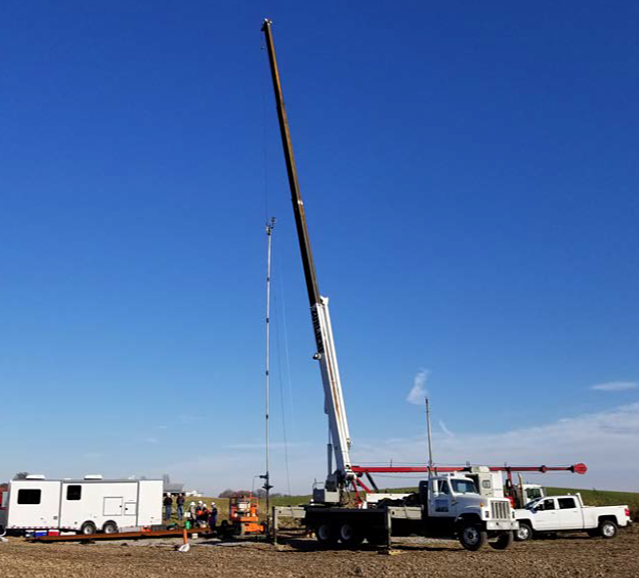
0 475 163 535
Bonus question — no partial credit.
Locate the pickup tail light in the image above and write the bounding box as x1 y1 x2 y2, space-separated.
625 508 630 518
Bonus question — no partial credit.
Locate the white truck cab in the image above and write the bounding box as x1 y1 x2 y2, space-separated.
424 472 515 534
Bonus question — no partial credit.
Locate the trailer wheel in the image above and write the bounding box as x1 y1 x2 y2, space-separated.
599 520 617 539
103 522 118 534
458 523 487 551
489 531 514 550
338 522 364 548
515 523 533 542
315 522 338 546
80 521 96 536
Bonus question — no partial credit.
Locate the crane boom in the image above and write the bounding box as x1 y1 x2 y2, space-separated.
261 19 353 486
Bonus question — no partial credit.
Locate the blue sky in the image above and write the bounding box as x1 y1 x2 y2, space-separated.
1 1 637 494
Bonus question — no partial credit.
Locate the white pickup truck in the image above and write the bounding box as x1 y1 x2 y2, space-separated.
514 494 631 541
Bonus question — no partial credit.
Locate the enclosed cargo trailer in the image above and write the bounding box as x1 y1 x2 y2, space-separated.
0 475 162 535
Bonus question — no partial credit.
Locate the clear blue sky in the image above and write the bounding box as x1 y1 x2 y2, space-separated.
1 1 637 493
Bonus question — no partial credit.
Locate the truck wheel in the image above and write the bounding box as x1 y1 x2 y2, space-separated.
459 523 487 551
599 520 617 539
80 522 96 536
103 522 118 534
338 522 364 548
515 523 533 542
316 522 338 547
366 529 387 547
489 531 514 550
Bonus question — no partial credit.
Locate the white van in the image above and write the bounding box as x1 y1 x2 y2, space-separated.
0 475 162 535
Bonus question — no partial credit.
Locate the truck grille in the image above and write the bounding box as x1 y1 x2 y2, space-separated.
490 501 510 520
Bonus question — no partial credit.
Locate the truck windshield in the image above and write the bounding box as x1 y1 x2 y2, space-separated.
450 480 477 494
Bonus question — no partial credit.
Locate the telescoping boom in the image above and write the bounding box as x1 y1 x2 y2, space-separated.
261 19 354 489
261 20 588 498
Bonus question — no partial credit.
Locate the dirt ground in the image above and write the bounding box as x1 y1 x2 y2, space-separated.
1 526 637 578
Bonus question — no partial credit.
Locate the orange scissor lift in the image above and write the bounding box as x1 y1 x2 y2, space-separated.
220 494 264 538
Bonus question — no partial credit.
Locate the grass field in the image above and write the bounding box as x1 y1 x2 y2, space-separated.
167 487 639 524
544 487 639 521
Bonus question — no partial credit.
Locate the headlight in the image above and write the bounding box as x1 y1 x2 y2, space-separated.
484 510 490 518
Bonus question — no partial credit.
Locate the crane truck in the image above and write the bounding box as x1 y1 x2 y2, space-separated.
261 20 522 551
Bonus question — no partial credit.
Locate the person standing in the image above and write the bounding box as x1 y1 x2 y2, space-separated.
176 493 185 521
209 502 218 532
163 493 173 521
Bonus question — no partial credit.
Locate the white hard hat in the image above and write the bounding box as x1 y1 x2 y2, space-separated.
190 502 196 506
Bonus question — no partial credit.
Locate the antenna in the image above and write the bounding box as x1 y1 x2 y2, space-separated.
425 397 434 476
261 217 276 530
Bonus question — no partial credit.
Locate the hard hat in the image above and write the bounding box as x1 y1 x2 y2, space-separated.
190 502 196 506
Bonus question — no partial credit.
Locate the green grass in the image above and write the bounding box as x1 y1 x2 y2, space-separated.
368 486 639 521
164 487 639 525
545 487 639 521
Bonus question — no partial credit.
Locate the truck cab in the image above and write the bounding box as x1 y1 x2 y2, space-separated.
422 473 513 527
418 472 517 549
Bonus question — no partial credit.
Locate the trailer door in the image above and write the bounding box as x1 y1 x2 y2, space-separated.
103 497 123 517
8 481 61 529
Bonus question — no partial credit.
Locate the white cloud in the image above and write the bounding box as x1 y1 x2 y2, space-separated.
352 403 639 492
590 381 637 392
439 420 455 438
143 403 639 495
406 369 430 405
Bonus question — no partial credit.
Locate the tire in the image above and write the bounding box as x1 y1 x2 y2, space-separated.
366 529 387 547
219 520 232 539
459 523 487 551
338 522 364 548
599 520 617 539
80 521 96 536
489 531 514 550
102 522 118 534
515 523 533 542
315 522 338 546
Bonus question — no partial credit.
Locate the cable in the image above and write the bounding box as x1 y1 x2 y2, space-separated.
276 260 296 436
273 277 293 496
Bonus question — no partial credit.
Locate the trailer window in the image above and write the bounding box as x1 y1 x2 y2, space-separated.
17 489 41 505
67 485 82 501
558 497 576 509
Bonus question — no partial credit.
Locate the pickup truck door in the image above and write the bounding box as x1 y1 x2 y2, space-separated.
532 498 559 530
557 497 583 530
